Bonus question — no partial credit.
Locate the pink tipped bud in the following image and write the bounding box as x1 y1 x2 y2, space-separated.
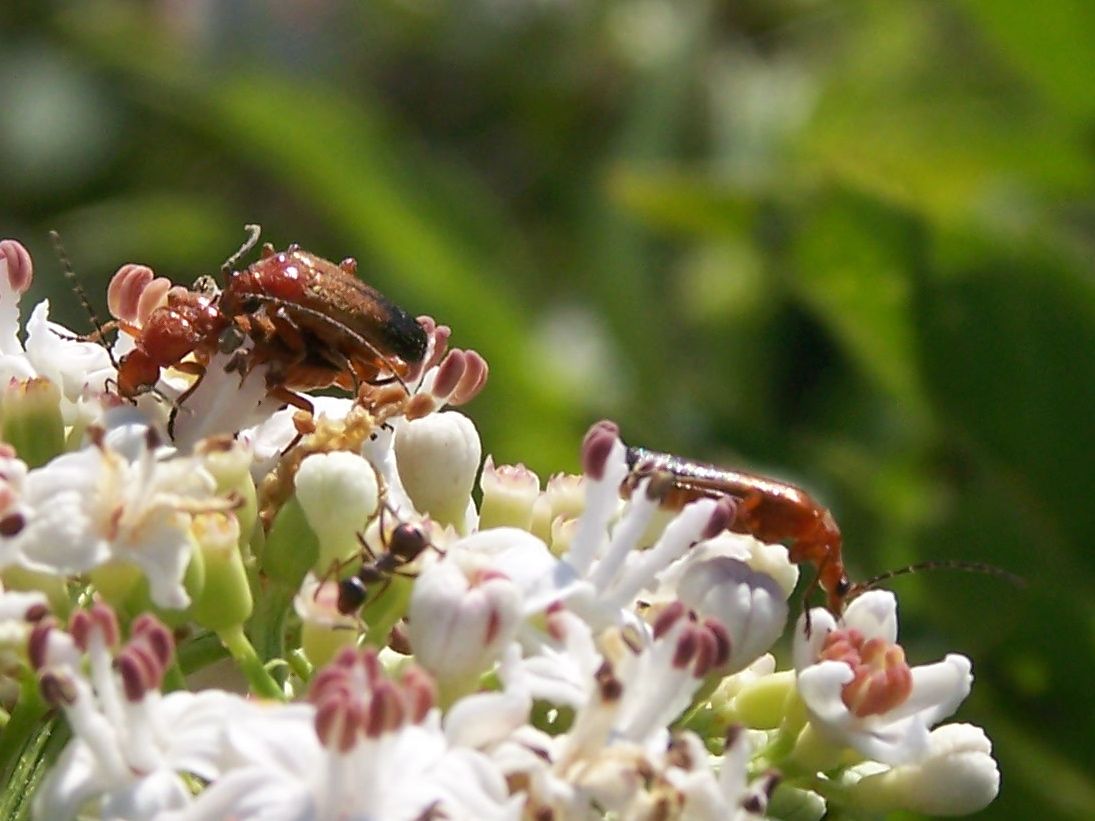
361 646 383 684
693 621 733 677
129 614 175 668
432 349 466 399
315 697 361 753
672 629 698 670
332 645 362 671
424 322 452 372
67 611 91 652
28 619 55 670
365 681 405 738
407 558 520 696
703 617 732 669
652 600 687 640
136 277 172 324
400 666 438 724
87 602 121 649
117 651 152 701
0 240 33 294
107 264 154 322
703 497 736 539
451 350 488 405
581 420 620 481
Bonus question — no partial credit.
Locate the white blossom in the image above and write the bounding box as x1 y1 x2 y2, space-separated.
794 590 973 765
1 427 220 609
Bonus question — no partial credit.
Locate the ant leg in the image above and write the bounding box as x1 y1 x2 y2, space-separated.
313 551 366 603
355 530 380 564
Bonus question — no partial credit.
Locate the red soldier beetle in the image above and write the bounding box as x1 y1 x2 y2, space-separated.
108 226 428 423
624 445 1021 629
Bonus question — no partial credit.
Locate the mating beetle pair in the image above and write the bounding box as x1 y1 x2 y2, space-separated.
112 226 427 417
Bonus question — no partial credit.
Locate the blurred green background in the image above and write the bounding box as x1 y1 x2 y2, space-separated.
2 2 1092 818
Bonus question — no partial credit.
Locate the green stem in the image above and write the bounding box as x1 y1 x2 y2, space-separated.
248 581 295 670
758 687 809 769
0 677 48 788
217 624 285 700
176 630 230 675
0 696 67 821
287 648 313 683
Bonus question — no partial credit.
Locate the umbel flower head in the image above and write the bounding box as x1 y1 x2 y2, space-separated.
0 235 1000 819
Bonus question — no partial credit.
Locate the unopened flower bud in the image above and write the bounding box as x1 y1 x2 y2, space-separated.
0 239 33 296
197 437 259 549
189 513 252 632
478 456 540 530
677 556 787 673
530 472 584 543
408 559 521 703
581 420 619 481
395 411 481 533
0 378 65 467
294 451 379 571
849 724 1000 816
107 263 174 327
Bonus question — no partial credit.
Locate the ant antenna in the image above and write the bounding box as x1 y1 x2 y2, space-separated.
221 224 262 277
49 230 121 372
849 560 1026 600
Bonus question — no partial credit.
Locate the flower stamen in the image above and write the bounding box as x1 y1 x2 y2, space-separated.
819 627 913 717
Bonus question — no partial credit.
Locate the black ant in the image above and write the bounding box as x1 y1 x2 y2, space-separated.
335 510 438 615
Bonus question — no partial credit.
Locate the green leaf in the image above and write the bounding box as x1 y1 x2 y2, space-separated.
961 0 1095 118
916 239 1095 549
789 188 925 408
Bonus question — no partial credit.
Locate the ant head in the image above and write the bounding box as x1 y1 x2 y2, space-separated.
389 522 430 563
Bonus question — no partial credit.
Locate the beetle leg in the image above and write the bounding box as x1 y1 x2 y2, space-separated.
267 308 308 353
265 384 314 416
167 364 209 440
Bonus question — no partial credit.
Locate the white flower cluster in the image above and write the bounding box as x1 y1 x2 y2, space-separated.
0 238 999 819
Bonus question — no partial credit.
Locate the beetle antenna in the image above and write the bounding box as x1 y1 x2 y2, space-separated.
221 224 262 277
49 230 122 372
849 560 1025 600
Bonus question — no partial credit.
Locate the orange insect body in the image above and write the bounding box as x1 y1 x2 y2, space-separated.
115 242 427 405
115 289 226 398
219 245 427 392
626 446 851 615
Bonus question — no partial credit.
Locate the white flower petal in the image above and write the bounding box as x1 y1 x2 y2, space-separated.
841 590 899 643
